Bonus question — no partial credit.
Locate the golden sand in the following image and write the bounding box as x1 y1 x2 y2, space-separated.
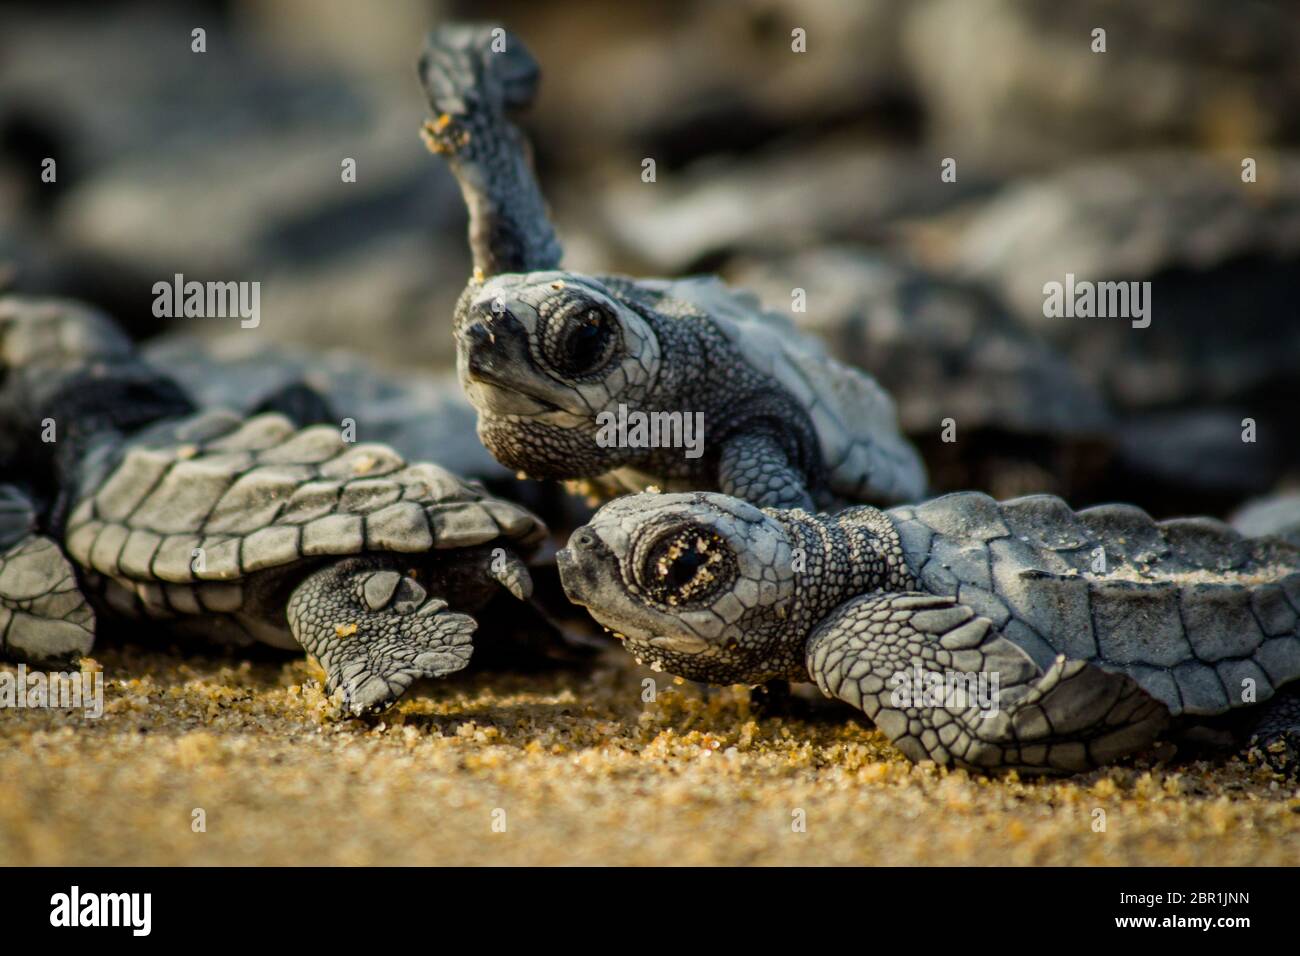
1 646 1297 866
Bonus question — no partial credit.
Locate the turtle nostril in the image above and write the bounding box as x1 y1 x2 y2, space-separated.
476 300 511 323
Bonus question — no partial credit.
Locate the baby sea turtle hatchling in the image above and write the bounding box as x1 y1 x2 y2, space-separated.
557 490 1300 773
0 296 547 714
418 24 925 512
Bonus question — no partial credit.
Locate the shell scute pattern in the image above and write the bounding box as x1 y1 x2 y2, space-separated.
66 411 546 586
887 492 1300 717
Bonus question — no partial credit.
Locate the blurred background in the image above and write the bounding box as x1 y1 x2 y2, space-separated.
2 0 1298 521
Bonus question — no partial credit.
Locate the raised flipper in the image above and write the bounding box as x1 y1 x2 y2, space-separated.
286 557 476 715
805 592 1169 774
419 24 562 276
0 485 96 662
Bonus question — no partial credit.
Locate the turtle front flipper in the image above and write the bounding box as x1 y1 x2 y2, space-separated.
0 485 95 662
419 23 563 276
717 432 816 511
286 557 476 716
805 592 1169 774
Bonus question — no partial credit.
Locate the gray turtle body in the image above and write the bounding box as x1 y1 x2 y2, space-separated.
557 490 1300 774
419 25 925 512
0 295 547 714
144 334 509 483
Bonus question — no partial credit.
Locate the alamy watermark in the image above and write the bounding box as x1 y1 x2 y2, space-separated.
889 663 1000 718
50 886 150 936
595 404 705 459
1 663 104 718
1042 273 1151 329
152 273 260 328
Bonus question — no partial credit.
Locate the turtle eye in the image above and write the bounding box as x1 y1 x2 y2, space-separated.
637 526 736 607
545 304 616 377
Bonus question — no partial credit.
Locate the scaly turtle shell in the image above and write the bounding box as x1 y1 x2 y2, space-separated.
888 491 1300 717
64 410 546 600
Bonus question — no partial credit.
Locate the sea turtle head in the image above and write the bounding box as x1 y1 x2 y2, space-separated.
453 272 663 480
557 491 815 684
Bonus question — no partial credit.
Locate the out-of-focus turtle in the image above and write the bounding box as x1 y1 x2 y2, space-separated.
144 335 509 488
0 295 547 714
732 248 1115 500
558 489 1300 774
944 152 1300 505
416 24 926 512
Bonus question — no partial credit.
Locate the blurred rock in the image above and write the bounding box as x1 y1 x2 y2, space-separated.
1 8 365 168
904 0 1300 170
585 142 995 273
1111 409 1287 508
2 6 471 366
1231 491 1300 545
494 0 918 172
945 152 1300 411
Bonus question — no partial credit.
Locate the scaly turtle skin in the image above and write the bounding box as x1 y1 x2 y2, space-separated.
557 490 1300 774
0 484 96 661
418 25 925 512
0 295 547 714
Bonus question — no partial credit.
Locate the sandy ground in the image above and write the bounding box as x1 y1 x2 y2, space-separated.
2 644 1298 866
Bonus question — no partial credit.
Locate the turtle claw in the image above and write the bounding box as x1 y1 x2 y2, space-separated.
0 486 96 663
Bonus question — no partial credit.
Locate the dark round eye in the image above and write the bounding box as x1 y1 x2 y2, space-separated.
638 527 736 607
545 305 616 377
665 547 704 590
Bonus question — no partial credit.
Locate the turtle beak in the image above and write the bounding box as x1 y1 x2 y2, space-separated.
556 526 605 607
555 546 585 604
461 316 504 382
